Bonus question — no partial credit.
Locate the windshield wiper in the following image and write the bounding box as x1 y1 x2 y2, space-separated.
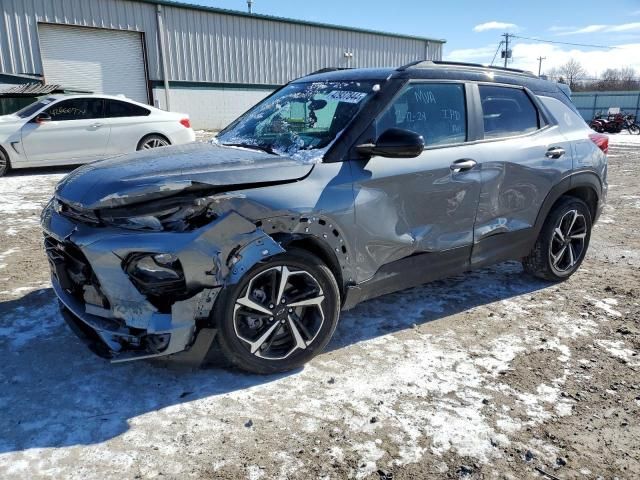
220 142 277 155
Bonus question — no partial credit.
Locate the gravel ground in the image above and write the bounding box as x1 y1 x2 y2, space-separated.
0 133 638 479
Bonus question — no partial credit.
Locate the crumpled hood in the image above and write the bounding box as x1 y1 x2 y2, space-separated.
55 142 314 209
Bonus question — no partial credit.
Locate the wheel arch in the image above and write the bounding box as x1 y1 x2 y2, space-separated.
279 234 346 300
534 172 602 237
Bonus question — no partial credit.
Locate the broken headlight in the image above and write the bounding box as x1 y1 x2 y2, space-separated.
124 253 188 310
100 197 216 232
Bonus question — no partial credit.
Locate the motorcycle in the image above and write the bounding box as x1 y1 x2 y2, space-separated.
590 112 640 135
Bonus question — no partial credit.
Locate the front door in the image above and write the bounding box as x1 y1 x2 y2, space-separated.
21 97 110 164
350 82 482 283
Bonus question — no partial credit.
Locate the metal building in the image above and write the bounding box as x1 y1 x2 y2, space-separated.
0 0 445 129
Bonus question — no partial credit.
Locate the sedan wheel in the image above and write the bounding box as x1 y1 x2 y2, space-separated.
214 249 340 374
137 135 170 150
0 150 9 177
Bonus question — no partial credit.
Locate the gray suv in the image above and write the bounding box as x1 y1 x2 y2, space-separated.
41 61 608 374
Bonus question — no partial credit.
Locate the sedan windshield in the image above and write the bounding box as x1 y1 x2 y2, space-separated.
217 81 378 162
14 97 56 118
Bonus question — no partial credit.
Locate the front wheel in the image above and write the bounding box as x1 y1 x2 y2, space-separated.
214 249 340 374
629 124 640 135
523 196 592 281
0 149 9 177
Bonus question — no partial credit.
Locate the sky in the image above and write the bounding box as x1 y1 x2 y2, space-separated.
188 0 640 77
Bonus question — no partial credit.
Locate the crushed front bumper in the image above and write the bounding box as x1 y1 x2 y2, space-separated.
52 273 215 362
41 202 223 362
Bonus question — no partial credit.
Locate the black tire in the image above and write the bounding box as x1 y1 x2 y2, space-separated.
522 196 592 281
213 249 340 374
0 148 9 177
136 134 171 151
629 124 640 135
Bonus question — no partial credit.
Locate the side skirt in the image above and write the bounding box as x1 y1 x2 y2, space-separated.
342 246 471 310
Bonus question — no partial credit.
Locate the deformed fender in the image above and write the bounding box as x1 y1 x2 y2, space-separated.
227 234 285 284
198 210 285 285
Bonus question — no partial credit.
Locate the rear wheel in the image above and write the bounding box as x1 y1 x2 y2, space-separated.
137 134 170 151
214 249 340 374
0 149 9 177
523 196 592 281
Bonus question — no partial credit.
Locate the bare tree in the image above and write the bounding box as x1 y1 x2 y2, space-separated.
557 59 586 89
598 68 622 90
545 67 562 82
619 67 638 90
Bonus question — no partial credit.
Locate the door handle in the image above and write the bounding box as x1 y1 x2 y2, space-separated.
545 146 565 159
450 159 477 172
90 123 103 129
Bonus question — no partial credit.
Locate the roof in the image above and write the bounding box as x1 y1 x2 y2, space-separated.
0 83 61 97
138 0 446 44
296 62 560 94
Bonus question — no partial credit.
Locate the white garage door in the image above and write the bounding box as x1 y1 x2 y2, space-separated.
38 24 148 103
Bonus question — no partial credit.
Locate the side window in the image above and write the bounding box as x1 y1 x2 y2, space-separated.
45 98 104 121
377 83 467 146
105 100 150 118
480 86 539 139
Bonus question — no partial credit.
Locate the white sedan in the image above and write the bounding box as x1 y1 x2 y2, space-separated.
0 94 196 176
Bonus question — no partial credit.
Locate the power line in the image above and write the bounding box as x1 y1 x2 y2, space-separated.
510 34 614 50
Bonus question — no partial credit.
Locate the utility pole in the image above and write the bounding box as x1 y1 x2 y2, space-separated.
502 33 511 68
247 0 253 13
537 56 546 76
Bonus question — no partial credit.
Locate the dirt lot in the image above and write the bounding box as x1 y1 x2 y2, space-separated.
0 134 638 479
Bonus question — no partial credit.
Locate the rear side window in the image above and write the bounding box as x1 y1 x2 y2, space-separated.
480 86 539 139
106 100 150 118
377 83 467 146
45 98 104 121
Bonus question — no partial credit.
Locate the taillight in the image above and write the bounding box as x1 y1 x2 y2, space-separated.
589 133 609 154
180 118 191 129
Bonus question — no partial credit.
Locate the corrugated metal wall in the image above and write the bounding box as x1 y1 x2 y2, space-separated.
572 91 640 121
0 0 444 85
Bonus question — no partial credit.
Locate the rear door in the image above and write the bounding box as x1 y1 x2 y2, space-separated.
103 99 152 155
21 98 110 163
350 81 483 282
470 84 574 266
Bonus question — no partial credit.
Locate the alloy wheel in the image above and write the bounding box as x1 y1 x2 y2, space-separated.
0 153 7 176
549 209 587 275
141 137 169 149
232 266 326 360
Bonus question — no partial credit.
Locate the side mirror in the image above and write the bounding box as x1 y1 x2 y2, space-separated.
356 128 425 158
34 113 52 124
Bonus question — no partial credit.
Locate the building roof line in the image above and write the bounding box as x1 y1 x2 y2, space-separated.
138 0 447 44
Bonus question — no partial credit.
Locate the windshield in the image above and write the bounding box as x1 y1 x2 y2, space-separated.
216 81 378 162
13 97 56 118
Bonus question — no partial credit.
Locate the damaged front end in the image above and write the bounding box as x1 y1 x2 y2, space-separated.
42 190 286 364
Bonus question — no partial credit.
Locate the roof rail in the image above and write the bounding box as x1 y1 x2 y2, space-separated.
397 60 537 77
307 67 353 76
